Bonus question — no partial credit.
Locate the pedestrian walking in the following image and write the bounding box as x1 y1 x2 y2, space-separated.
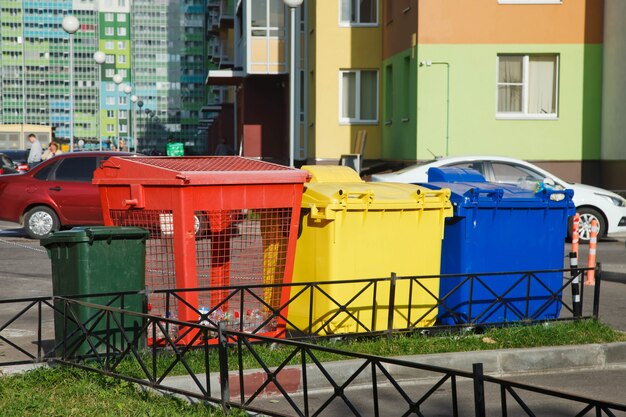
27 133 43 168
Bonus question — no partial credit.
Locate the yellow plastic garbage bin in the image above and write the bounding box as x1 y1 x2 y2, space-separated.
288 166 452 334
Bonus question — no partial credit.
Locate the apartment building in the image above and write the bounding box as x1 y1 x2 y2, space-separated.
207 0 622 189
383 0 604 185
0 0 211 154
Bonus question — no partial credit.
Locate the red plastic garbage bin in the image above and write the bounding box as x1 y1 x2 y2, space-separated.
93 156 308 343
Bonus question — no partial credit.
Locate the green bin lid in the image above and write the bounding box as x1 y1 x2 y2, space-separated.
40 226 149 247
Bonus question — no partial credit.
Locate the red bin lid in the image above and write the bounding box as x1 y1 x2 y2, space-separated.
93 156 309 185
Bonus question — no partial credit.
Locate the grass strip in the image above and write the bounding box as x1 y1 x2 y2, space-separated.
0 366 245 417
114 319 625 378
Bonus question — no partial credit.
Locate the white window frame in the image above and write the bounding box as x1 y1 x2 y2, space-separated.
339 69 379 124
117 13 126 22
339 0 378 27
105 54 114 64
117 41 126 50
105 27 114 36
117 27 127 36
106 124 115 133
104 13 114 22
496 54 559 120
117 55 127 64
105 41 114 50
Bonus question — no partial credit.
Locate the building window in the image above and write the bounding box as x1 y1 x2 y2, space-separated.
105 69 115 77
106 97 115 106
117 14 126 22
107 110 114 118
117 55 126 64
105 54 114 64
117 27 127 36
250 0 284 37
106 124 115 133
340 0 378 26
104 13 114 22
496 54 558 118
118 41 126 50
340 69 378 123
105 41 114 50
105 27 114 36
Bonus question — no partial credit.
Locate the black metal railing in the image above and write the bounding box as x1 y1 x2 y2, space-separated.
44 306 626 417
0 266 599 366
0 264 624 416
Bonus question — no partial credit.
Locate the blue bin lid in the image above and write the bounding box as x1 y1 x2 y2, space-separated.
422 167 575 214
427 167 486 183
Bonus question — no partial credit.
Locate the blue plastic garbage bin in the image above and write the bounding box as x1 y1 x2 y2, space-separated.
422 167 575 325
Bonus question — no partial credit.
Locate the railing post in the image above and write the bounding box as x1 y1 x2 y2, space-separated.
593 263 602 320
473 363 486 417
62 299 68 359
218 321 230 413
37 300 42 362
387 272 397 338
569 252 582 318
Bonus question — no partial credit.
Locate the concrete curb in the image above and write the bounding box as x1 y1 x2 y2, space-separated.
161 341 626 399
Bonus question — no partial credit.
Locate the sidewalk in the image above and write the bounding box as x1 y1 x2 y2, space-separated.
161 342 626 413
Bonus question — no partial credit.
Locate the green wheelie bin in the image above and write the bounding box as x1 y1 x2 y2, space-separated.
41 227 148 357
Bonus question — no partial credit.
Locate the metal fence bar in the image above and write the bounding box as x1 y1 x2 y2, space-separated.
593 263 602 320
387 272 396 337
473 363 486 417
217 321 230 413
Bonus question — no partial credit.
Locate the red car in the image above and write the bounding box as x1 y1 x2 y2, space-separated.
0 152 133 239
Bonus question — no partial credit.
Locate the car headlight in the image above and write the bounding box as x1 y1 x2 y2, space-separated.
596 193 626 207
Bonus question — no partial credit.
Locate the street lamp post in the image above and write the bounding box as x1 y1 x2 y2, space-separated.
283 0 303 168
136 100 144 152
123 84 132 151
131 95 138 153
62 15 80 153
93 51 106 151
112 73 123 151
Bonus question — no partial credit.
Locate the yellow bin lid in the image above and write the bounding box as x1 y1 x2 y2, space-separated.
301 165 363 183
300 175 452 221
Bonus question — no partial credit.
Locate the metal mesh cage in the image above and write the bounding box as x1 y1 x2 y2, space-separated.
110 207 292 332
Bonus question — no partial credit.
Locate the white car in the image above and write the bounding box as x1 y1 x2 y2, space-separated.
371 155 626 242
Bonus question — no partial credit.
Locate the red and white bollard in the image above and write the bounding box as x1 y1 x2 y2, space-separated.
584 219 599 286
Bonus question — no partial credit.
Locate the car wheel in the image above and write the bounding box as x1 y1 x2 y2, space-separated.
194 212 210 239
576 207 606 243
24 206 60 239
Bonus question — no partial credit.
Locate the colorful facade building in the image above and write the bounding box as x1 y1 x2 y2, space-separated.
601 0 626 190
383 0 604 184
208 0 618 187
0 0 211 154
